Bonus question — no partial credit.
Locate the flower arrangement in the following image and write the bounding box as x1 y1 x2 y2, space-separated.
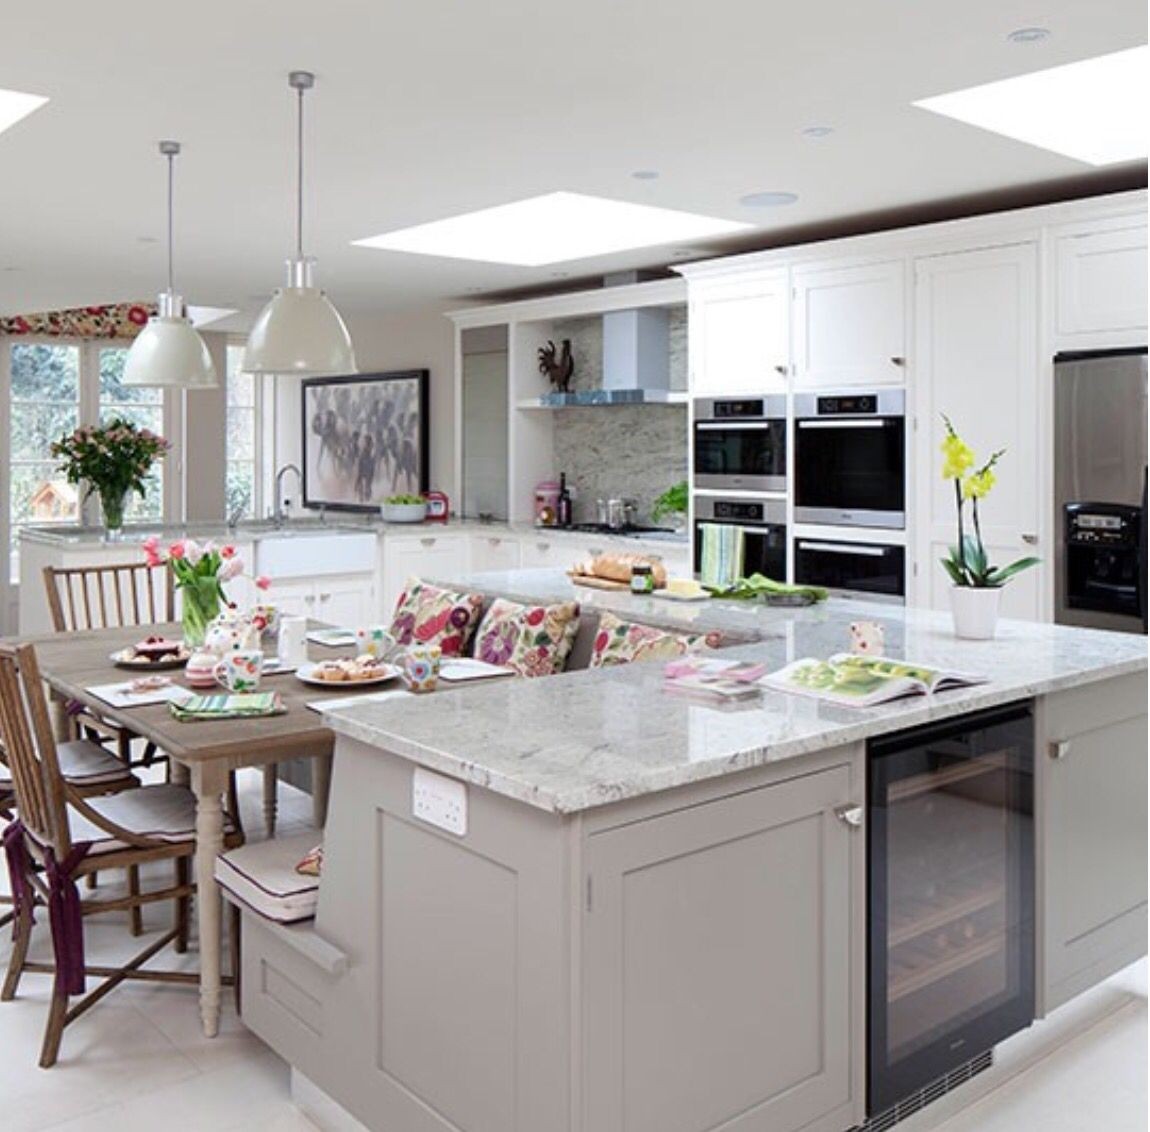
939 416 1039 589
51 418 170 534
144 537 269 646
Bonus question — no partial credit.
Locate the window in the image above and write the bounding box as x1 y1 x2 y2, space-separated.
226 342 262 520
98 346 164 522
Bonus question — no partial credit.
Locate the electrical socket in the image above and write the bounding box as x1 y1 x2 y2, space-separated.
412 767 468 836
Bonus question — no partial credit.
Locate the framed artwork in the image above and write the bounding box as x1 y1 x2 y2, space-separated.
301 370 429 512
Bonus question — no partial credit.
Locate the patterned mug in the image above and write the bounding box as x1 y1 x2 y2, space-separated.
402 644 441 694
214 649 264 692
357 624 399 661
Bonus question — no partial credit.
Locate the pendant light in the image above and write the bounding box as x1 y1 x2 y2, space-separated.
123 141 217 388
243 70 356 375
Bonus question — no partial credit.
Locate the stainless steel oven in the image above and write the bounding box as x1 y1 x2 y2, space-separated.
693 395 787 493
794 537 906 599
694 496 786 580
794 390 906 529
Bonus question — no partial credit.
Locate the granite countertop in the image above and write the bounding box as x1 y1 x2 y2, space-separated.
19 519 689 556
326 570 1149 815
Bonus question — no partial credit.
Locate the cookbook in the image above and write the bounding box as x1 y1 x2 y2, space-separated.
663 657 768 703
762 654 987 708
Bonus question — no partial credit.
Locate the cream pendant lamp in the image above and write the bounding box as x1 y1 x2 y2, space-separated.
243 70 356 375
123 141 217 388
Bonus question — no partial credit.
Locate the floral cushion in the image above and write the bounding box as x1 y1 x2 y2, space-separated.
589 611 722 669
473 598 580 678
296 844 323 877
389 578 484 658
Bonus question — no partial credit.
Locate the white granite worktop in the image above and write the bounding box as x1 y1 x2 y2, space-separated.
326 569 1148 815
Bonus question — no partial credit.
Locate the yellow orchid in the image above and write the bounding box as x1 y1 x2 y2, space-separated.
941 432 975 480
962 467 996 500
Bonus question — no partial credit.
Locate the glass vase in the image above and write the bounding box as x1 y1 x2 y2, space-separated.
99 488 130 542
181 578 223 648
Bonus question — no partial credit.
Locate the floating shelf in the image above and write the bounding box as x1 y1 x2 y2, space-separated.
516 390 688 409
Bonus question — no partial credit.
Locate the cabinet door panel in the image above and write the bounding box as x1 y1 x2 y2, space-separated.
467 534 522 574
585 765 857 1132
1055 222 1148 344
317 576 376 628
691 275 789 395
914 244 1041 618
382 536 466 615
792 260 905 388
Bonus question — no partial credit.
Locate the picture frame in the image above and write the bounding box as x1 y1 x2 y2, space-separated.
301 369 429 512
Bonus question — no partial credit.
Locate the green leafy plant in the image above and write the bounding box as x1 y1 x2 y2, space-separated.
939 415 1039 588
651 481 688 523
385 494 425 505
51 417 169 506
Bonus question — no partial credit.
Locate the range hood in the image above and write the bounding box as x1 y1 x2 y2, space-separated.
537 273 684 406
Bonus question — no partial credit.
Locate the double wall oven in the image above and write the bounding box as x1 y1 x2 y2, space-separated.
693 395 787 494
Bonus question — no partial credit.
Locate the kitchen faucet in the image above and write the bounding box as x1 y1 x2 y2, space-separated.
272 463 302 528
225 486 250 531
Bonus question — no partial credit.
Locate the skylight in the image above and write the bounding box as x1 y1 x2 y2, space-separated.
0 86 49 138
352 192 751 266
914 46 1148 166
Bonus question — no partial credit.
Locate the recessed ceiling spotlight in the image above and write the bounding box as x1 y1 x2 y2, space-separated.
631 170 660 180
1008 27 1051 44
801 126 834 138
739 191 799 208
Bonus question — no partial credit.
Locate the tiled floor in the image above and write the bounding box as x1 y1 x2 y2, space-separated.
1 769 1145 1132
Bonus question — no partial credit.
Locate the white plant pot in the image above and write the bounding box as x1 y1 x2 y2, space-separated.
949 585 1002 640
380 502 428 523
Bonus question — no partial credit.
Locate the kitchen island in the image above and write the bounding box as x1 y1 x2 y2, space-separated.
235 573 1147 1132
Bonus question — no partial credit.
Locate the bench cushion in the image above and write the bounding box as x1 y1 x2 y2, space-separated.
216 832 322 924
472 598 581 677
589 611 723 668
390 578 484 658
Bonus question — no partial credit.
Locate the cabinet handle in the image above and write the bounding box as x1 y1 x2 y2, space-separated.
536 543 550 552
774 364 788 375
319 592 331 602
1021 533 1038 545
890 355 906 367
1049 740 1071 760
833 804 864 828
420 537 436 547
488 538 501 547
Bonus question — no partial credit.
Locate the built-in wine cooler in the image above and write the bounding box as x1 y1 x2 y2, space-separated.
867 703 1035 1120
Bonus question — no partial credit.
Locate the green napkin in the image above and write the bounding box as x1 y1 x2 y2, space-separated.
169 692 285 721
704 574 829 603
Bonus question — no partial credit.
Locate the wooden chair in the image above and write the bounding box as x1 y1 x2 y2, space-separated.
0 641 242 1068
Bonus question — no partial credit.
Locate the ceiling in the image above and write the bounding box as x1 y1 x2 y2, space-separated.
0 0 1145 325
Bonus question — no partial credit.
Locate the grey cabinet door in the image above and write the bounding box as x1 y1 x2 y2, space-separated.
1041 676 1148 1011
584 764 858 1132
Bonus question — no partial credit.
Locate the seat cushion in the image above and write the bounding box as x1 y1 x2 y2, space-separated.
472 598 581 677
56 739 138 788
215 832 322 924
389 578 485 658
589 611 723 669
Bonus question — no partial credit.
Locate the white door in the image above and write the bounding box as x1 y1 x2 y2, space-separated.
467 533 522 574
913 243 1042 619
690 273 789 395
792 260 906 388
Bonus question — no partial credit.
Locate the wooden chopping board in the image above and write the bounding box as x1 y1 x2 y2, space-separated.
568 573 632 592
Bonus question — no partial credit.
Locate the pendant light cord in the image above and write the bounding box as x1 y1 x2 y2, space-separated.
166 147 175 296
296 81 305 260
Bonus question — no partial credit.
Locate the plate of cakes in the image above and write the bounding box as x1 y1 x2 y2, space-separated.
296 655 401 688
110 636 191 670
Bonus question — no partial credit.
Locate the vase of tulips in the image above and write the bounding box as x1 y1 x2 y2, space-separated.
144 537 270 647
51 418 170 541
939 416 1039 639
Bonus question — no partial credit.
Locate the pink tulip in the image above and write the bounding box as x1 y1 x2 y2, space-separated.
220 545 236 559
168 541 186 559
142 535 159 553
217 557 242 582
255 575 271 591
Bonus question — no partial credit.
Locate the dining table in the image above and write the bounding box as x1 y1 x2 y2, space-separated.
17 620 390 1038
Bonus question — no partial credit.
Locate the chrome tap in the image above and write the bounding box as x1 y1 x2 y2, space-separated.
225 487 250 531
272 463 302 528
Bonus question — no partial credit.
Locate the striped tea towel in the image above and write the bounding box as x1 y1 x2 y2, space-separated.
699 522 745 589
169 692 285 721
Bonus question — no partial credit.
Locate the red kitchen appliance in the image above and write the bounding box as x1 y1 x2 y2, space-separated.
423 491 450 523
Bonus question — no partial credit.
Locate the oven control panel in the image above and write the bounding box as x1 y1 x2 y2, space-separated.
817 394 877 415
711 398 765 418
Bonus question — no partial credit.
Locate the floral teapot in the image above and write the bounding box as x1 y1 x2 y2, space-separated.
202 609 262 657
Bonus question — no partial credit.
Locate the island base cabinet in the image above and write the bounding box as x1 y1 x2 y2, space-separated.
584 762 862 1132
1038 674 1148 1014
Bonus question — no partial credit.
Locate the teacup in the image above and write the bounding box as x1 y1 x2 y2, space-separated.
214 649 264 692
402 644 441 694
357 624 399 661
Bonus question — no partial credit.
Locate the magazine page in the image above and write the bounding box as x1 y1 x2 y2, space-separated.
826 654 988 693
763 657 927 707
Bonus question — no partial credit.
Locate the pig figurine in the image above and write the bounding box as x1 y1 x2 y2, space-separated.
849 620 885 656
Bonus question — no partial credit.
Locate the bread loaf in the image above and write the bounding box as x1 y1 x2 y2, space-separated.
576 552 667 588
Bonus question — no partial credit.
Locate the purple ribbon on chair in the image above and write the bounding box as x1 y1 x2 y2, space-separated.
44 842 92 996
2 819 35 937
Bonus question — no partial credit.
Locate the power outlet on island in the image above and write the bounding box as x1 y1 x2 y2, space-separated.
412 767 468 836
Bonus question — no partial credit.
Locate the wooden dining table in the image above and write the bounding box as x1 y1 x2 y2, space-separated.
18 621 378 1038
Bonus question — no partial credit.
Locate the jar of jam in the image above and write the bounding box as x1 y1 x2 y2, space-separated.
630 563 655 594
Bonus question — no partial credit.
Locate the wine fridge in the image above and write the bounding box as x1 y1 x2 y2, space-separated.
867 703 1035 1118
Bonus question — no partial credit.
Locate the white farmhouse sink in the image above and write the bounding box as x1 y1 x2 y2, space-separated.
256 531 376 578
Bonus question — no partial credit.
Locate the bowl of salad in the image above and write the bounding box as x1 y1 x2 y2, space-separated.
380 494 428 523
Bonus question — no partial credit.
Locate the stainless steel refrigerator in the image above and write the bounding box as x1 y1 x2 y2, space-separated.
1054 348 1147 634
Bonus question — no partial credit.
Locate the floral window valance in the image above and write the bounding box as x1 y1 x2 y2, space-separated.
0 301 156 339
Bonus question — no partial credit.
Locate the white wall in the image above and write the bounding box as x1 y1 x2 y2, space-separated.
268 303 458 511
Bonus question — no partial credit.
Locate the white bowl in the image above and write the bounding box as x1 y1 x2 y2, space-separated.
380 501 428 523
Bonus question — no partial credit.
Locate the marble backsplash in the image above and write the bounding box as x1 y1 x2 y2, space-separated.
550 310 688 524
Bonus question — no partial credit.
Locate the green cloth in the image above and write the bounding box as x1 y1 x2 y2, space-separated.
699 523 745 589
169 692 285 721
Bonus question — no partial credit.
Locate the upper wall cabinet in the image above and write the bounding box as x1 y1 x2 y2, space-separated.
1053 217 1148 350
690 273 789 396
791 260 906 389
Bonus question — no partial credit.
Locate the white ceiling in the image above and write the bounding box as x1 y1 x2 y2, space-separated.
0 0 1145 324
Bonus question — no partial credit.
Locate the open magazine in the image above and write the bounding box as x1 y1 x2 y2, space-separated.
762 654 987 708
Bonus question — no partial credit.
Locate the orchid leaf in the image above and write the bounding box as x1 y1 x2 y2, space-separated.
985 557 1041 586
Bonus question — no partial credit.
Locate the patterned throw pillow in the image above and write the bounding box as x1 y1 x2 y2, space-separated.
473 598 581 678
389 578 484 658
296 844 323 877
589 611 722 669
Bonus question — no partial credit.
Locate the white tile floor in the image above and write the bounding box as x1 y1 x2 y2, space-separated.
1 769 1146 1132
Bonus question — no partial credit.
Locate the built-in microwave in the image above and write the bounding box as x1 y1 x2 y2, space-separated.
694 496 786 581
794 390 906 529
693 395 787 494
794 538 906 599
